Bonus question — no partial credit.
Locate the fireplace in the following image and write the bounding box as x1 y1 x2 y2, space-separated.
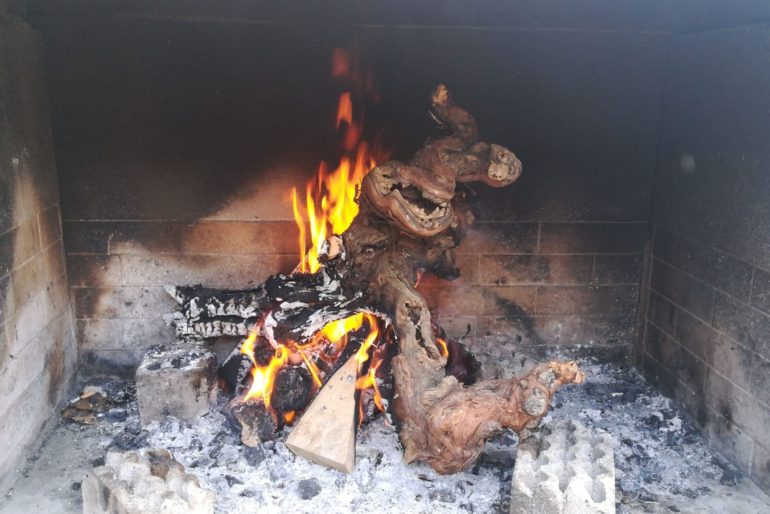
1 1 770 513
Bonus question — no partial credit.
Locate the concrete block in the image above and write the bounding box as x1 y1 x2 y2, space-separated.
136 345 217 426
539 223 647 254
678 240 754 302
652 226 681 266
594 254 642 285
37 204 62 249
123 319 176 350
751 267 770 316
77 319 124 351
82 448 215 514
511 419 615 514
66 254 123 287
119 253 294 288
713 293 770 359
649 292 677 337
479 255 594 286
752 443 770 494
457 222 539 255
536 285 638 315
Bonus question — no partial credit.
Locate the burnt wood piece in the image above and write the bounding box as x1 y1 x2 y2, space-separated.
271 366 313 413
171 84 583 474
166 285 268 340
229 399 280 447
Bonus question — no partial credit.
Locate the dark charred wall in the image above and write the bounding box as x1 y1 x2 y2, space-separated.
639 23 770 492
28 10 668 370
0 15 77 490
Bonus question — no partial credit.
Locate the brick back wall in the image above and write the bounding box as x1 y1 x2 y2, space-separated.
67 219 647 371
0 20 77 490
420 222 645 345
66 219 299 370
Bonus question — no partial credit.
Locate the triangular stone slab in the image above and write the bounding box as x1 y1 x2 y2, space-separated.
285 354 358 473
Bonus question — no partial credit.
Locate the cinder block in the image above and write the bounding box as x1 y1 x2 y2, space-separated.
479 255 594 286
536 285 638 316
120 254 294 288
651 260 715 321
594 254 642 285
181 221 299 255
713 293 770 359
37 204 62 249
539 223 646 254
82 448 215 514
751 267 770 316
136 345 217 426
678 240 753 302
458 222 539 255
511 419 615 514
752 443 770 494
66 254 122 287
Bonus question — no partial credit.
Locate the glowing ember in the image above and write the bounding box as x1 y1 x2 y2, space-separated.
239 312 386 423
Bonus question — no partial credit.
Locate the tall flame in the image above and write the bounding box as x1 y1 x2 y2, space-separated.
239 48 388 427
291 49 378 273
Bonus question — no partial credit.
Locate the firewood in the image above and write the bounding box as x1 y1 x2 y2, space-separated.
230 399 280 447
271 366 313 413
285 354 358 473
172 84 583 475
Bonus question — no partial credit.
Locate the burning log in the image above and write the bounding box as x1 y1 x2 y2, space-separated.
271 366 313 413
172 84 583 474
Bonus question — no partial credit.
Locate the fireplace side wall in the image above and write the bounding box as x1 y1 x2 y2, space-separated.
31 14 668 370
0 16 77 490
638 23 770 492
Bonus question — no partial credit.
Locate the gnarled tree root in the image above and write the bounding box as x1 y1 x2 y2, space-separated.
394 359 585 474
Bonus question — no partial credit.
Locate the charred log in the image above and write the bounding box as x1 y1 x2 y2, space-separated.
271 366 313 413
166 285 267 339
229 399 280 447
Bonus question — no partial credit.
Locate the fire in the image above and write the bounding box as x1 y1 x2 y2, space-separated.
291 48 378 273
436 337 449 359
239 312 386 423
241 332 289 408
336 92 353 128
239 48 388 428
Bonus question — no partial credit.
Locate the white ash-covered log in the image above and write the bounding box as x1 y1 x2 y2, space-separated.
169 84 584 474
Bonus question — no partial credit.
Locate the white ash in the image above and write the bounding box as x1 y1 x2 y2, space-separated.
4 344 770 514
539 353 769 513
137 345 213 371
145 413 502 514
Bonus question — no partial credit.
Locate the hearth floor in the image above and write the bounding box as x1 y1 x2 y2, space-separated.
1 349 769 514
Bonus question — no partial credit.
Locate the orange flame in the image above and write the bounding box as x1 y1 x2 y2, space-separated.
291 48 378 273
436 337 449 358
240 48 387 425
242 340 289 408
336 92 353 128
239 313 385 419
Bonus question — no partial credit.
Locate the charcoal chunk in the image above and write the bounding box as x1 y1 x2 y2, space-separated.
298 478 321 500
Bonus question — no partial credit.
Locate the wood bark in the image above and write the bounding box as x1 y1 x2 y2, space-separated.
170 84 584 474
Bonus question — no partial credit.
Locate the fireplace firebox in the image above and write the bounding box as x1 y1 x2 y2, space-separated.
1 2 770 513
